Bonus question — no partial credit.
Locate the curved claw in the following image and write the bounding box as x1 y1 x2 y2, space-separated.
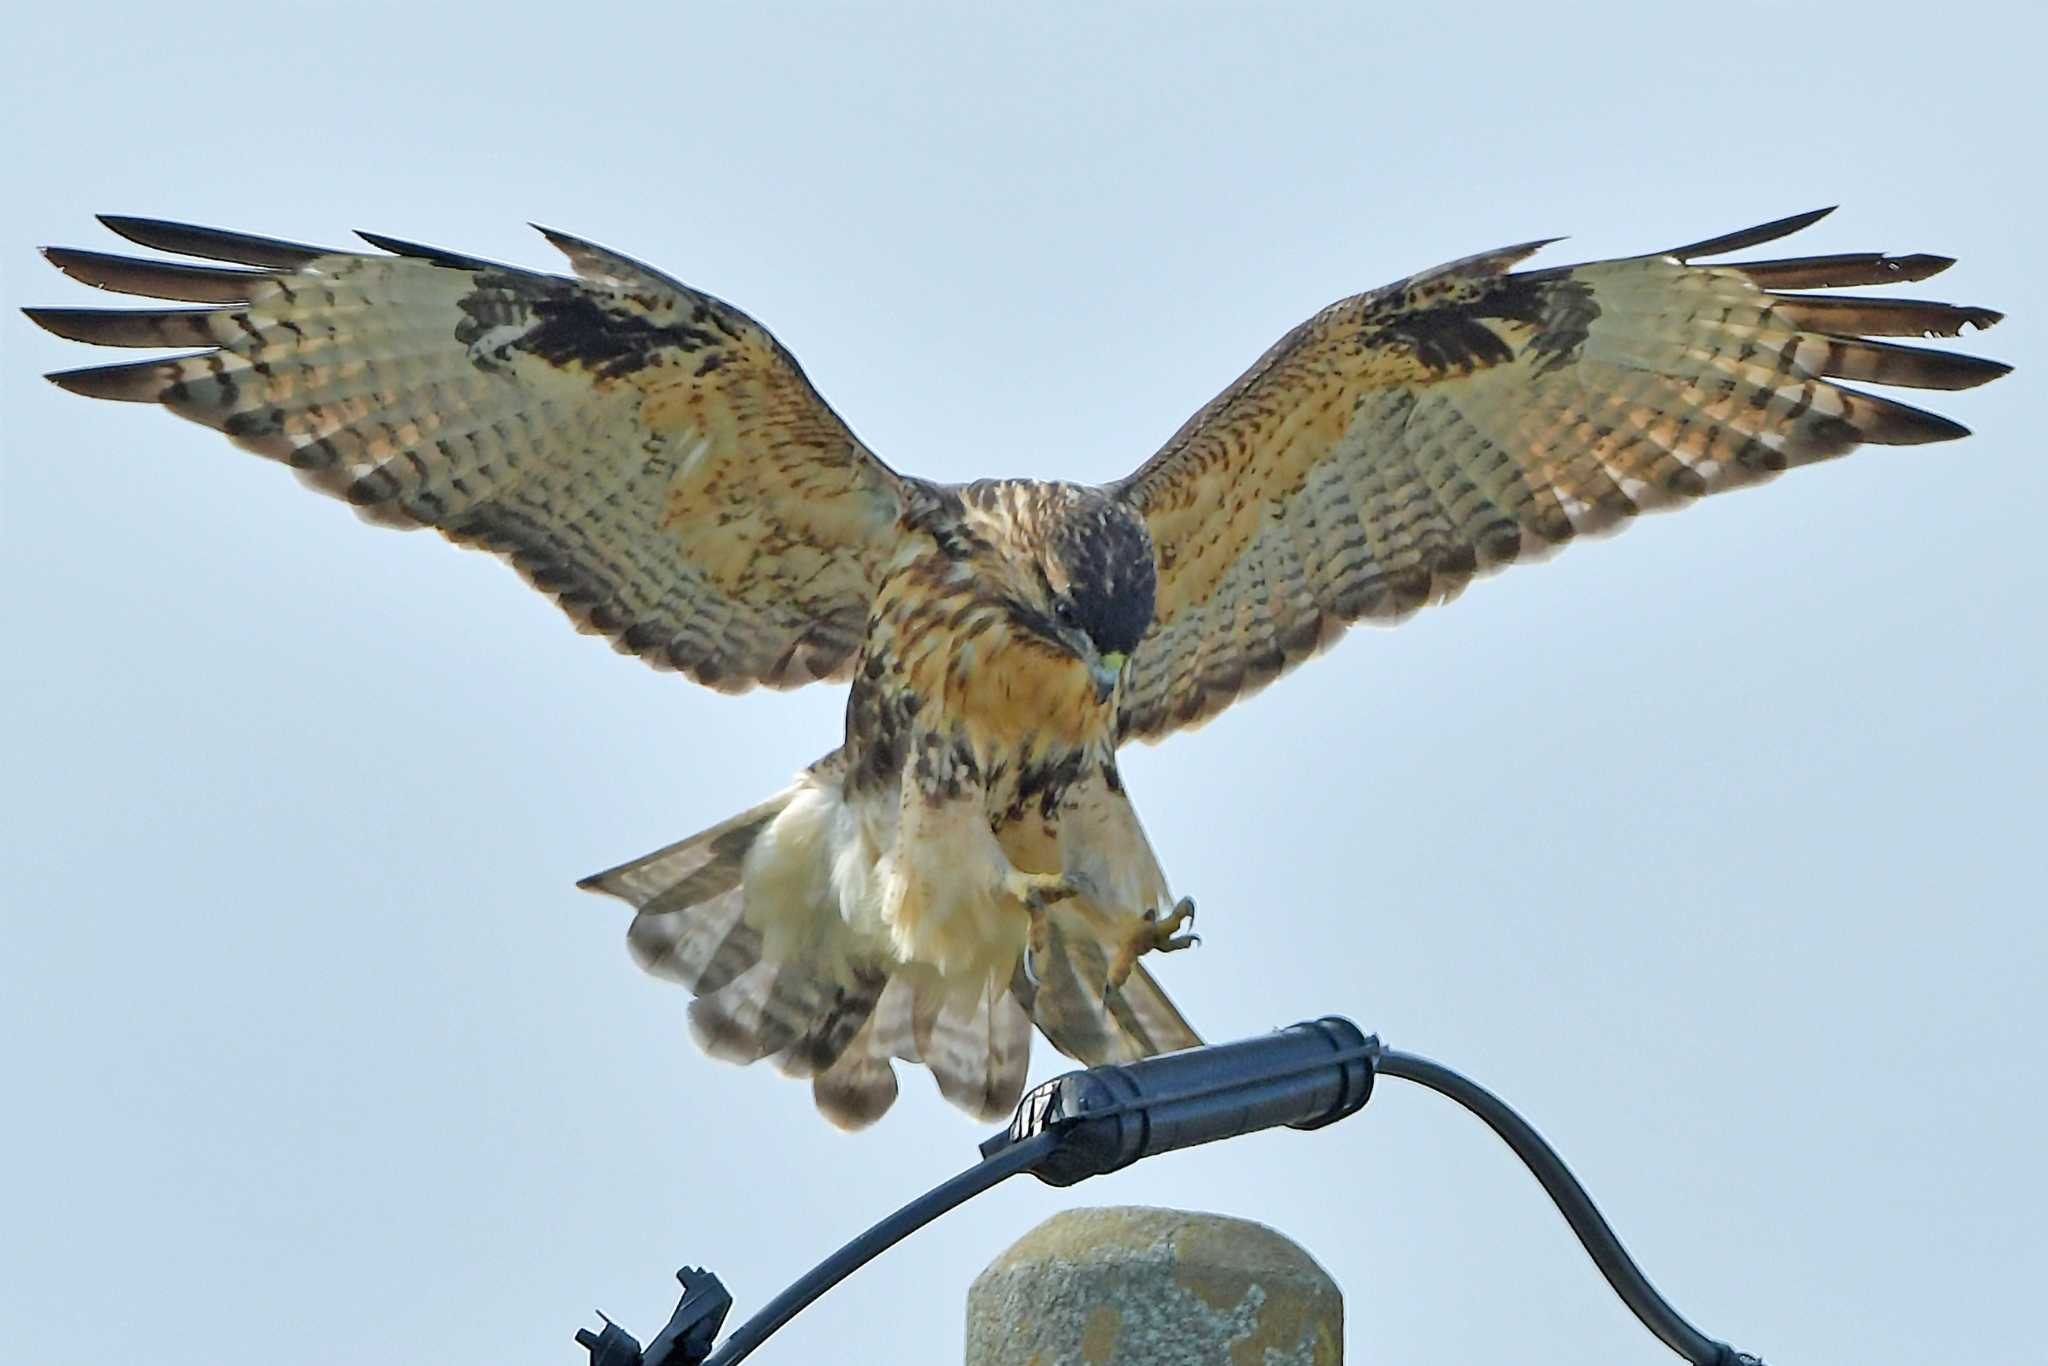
1149 898 1199 954
1106 894 1203 988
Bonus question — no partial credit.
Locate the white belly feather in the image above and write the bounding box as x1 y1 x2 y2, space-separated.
741 756 1172 991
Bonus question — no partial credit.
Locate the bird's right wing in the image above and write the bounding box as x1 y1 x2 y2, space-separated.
30 216 915 691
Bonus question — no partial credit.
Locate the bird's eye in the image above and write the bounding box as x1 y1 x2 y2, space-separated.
1053 598 1079 628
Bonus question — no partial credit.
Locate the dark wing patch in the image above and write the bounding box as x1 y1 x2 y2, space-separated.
1359 242 1599 377
456 268 739 381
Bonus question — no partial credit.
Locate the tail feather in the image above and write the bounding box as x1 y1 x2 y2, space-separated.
914 977 1034 1122
581 792 786 922
809 975 920 1127
581 759 1202 1129
689 960 812 1064
771 963 891 1078
626 885 760 997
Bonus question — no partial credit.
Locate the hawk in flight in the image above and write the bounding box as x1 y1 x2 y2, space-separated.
29 208 2007 1127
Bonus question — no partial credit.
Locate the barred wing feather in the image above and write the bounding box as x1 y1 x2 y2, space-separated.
1113 208 2008 742
31 216 912 692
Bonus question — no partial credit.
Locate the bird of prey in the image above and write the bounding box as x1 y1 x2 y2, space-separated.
28 207 2007 1128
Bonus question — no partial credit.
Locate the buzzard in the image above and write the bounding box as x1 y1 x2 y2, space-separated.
28 208 2007 1127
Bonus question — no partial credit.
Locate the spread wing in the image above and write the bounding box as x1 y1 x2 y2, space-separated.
1111 208 2009 742
29 216 916 691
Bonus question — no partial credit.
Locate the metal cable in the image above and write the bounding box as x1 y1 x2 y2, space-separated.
1374 1046 1752 1366
699 1129 1060 1366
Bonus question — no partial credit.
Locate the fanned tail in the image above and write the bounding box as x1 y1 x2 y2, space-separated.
580 755 1202 1128
577 757 1031 1128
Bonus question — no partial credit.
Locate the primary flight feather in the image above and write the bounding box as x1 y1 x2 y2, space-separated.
29 207 2007 1127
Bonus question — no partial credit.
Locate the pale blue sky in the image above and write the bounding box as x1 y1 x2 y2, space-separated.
4 5 2042 1364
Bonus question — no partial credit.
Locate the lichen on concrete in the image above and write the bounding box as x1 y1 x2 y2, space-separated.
965 1206 1342 1364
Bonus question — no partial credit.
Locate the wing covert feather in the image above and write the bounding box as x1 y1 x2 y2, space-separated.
1112 209 2007 742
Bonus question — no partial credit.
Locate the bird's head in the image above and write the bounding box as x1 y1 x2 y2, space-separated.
961 481 1156 706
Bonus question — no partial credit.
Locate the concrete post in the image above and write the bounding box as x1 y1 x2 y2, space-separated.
965 1205 1342 1365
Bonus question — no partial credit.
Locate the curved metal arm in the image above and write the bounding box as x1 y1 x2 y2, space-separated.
698 1130 1058 1366
1373 1046 1758 1366
583 1018 1768 1366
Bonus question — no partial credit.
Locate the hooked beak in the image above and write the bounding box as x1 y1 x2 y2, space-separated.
1090 651 1127 704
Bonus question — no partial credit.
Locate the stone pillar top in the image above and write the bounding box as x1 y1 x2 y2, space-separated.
966 1205 1343 1364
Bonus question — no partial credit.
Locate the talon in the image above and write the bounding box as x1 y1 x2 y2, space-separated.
1106 895 1202 989
1148 895 1199 952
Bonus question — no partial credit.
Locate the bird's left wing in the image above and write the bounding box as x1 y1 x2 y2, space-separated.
1110 208 2008 742
29 217 915 692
